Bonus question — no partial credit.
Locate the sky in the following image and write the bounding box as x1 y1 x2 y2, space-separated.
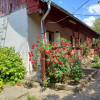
52 0 100 27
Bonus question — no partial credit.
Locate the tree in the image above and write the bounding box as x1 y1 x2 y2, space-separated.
92 17 100 34
98 1 100 4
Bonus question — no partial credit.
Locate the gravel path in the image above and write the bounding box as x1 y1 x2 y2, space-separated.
0 70 100 100
41 70 100 100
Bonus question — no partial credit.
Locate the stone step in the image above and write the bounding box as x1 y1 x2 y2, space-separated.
21 80 40 88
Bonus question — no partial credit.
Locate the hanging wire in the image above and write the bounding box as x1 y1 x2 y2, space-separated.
73 14 100 16
48 16 69 23
48 0 90 24
72 0 90 14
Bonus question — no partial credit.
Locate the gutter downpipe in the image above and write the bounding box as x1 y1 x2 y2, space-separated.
41 0 51 44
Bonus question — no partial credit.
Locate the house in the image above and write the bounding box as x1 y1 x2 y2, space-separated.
0 0 100 81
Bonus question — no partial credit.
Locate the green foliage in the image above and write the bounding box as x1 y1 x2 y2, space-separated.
91 55 100 67
93 38 99 44
69 59 84 81
30 37 85 86
93 55 100 63
27 96 37 100
0 46 26 87
0 79 4 91
90 63 100 67
42 77 50 87
92 17 100 34
80 38 92 56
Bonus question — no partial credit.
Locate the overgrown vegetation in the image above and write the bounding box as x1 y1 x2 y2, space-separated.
29 37 93 86
90 55 100 67
29 37 99 86
92 17 100 34
0 47 26 90
27 96 37 100
90 63 100 67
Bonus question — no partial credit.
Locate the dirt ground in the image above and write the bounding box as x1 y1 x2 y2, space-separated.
0 70 100 100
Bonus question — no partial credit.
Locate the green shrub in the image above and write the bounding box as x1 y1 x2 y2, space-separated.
93 55 100 63
69 59 84 81
0 47 26 86
0 79 4 91
29 37 85 86
90 63 100 67
27 96 37 100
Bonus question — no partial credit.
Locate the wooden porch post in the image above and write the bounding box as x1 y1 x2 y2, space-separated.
41 21 46 80
78 32 80 46
41 52 46 80
72 30 75 55
78 32 81 59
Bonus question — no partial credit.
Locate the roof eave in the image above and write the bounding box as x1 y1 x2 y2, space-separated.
51 2 100 37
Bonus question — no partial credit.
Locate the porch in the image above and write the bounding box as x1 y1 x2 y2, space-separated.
40 3 99 79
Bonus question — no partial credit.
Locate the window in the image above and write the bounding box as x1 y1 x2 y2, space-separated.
49 33 52 42
80 39 82 44
47 32 54 43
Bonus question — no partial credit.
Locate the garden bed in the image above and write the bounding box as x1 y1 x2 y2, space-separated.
48 68 98 92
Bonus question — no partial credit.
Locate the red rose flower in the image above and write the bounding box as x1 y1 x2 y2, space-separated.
50 57 52 59
53 55 55 58
58 59 60 61
42 47 44 49
55 69 57 71
33 66 36 69
63 47 66 49
54 74 56 77
37 36 40 38
37 39 40 43
47 60 50 66
29 58 31 61
37 55 39 57
32 65 36 69
71 60 73 62
31 52 34 56
63 53 66 56
55 50 58 53
32 59 35 61
31 62 33 64
17 83 21 86
49 54 51 56
68 55 70 58
41 81 44 85
56 57 58 59
53 42 55 44
44 52 47 54
61 41 64 45
34 62 36 64
47 51 50 54
36 44 38 47
54 60 57 64
52 51 54 53
48 71 50 73
32 44 35 49
28 52 31 57
60 49 63 51
57 55 60 57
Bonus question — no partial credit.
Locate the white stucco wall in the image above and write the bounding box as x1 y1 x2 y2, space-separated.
0 9 30 72
27 13 42 81
0 9 42 81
